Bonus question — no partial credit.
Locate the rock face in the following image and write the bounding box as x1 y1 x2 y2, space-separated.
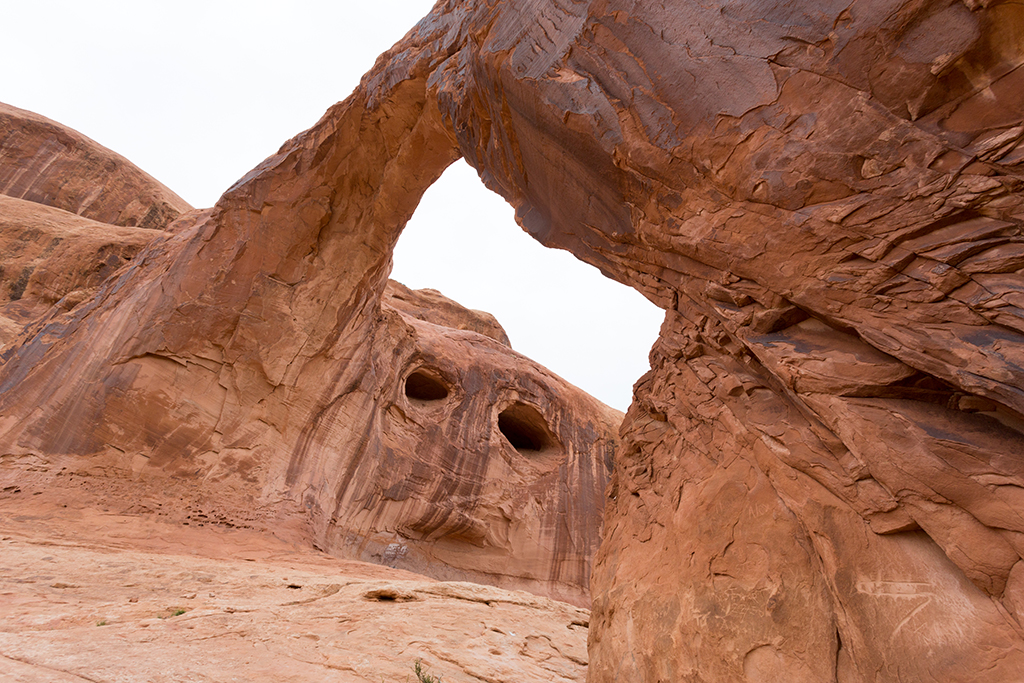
385 279 512 345
0 104 617 607
0 492 589 683
4 0 1024 680
0 195 163 353
309 303 618 603
0 102 191 230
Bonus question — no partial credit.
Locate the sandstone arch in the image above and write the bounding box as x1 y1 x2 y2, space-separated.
3 0 1024 680
0 14 618 607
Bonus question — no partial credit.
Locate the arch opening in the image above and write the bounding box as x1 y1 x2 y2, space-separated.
392 159 663 412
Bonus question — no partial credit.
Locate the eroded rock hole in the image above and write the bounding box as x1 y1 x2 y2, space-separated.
363 587 418 602
405 369 449 401
498 402 558 453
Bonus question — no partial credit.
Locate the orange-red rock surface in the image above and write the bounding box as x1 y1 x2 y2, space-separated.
0 195 163 353
385 279 511 346
0 491 589 683
0 102 617 607
4 0 1024 680
0 102 191 230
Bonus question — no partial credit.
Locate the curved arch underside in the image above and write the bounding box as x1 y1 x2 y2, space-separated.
4 0 1024 679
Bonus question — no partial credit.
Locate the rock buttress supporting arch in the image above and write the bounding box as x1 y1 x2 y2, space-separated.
424 1 1024 679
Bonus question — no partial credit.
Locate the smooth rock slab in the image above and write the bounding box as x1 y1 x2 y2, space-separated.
0 496 588 683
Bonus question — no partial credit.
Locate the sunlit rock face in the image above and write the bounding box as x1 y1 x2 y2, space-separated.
5 0 1024 678
0 103 617 607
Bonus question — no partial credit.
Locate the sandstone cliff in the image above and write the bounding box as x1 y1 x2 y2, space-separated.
3 0 1024 680
0 195 163 353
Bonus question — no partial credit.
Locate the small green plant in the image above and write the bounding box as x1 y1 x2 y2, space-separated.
414 660 441 683
96 620 107 626
172 608 186 616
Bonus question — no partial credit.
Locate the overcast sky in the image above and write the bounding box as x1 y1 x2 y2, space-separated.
3 0 664 411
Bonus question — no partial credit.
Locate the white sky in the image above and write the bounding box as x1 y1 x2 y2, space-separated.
2 0 664 411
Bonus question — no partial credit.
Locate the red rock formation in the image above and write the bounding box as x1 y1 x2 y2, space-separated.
0 102 617 606
0 195 163 352
4 0 1024 679
300 302 618 603
384 279 511 346
0 102 191 230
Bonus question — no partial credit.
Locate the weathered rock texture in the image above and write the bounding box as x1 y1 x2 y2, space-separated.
0 103 617 607
0 492 589 683
385 278 512 345
0 102 191 230
4 0 1024 680
0 195 163 353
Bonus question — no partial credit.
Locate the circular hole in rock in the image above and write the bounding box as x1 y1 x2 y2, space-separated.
405 369 450 402
498 402 559 453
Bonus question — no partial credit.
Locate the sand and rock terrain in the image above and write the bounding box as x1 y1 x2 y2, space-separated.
0 490 588 682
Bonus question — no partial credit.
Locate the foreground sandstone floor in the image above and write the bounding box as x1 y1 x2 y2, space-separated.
0 495 588 683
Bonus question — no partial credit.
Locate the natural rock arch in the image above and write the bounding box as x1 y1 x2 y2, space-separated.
0 18 620 607
3 0 1024 680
